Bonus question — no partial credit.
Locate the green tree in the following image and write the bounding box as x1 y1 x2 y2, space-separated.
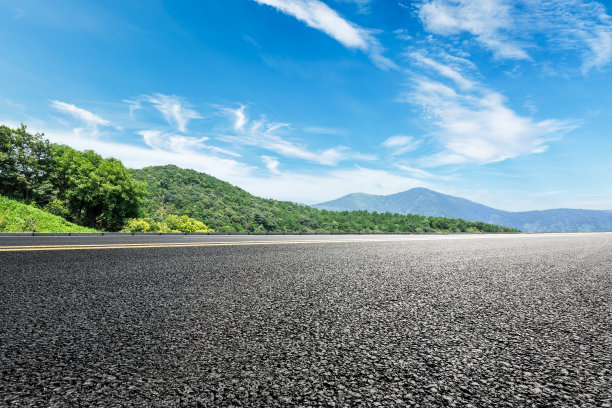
50 144 146 230
0 125 53 203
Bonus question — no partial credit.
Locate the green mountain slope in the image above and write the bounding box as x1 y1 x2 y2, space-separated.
0 195 98 233
314 188 612 232
131 165 518 233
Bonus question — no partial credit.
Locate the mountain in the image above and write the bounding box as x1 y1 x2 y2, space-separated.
130 166 517 233
313 188 612 233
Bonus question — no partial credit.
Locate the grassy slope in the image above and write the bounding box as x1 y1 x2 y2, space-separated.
0 195 98 233
131 165 519 233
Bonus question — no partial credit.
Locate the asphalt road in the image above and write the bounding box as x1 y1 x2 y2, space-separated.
1 233 611 407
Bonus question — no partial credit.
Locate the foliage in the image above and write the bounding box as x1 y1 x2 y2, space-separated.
132 165 519 233
163 214 213 232
44 199 70 218
0 195 98 233
122 218 152 233
0 125 53 203
0 125 146 231
121 215 213 233
49 144 147 230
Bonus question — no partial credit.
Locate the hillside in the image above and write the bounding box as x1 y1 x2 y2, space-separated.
314 188 612 232
0 195 98 233
130 165 517 233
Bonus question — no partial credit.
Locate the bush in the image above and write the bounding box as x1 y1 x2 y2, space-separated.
122 218 151 233
163 214 213 232
121 215 213 233
44 199 70 218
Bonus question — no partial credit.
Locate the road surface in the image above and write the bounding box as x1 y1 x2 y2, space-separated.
1 233 611 406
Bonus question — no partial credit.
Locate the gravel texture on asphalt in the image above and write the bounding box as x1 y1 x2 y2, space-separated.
1 234 611 407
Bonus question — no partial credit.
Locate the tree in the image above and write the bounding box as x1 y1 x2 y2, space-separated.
0 125 53 203
50 144 146 230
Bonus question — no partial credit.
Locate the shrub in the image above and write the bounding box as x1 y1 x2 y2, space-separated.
44 200 70 219
122 218 151 233
121 215 213 233
163 214 212 232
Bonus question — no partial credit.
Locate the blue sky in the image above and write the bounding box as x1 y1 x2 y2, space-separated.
1 0 611 210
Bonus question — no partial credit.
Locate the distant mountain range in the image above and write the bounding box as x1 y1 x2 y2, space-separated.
129 166 515 233
313 188 612 232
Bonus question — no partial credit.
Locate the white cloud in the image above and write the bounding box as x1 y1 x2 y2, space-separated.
227 105 248 130
582 26 612 72
334 0 373 14
146 93 201 132
253 0 397 69
303 126 348 135
411 52 475 89
261 155 281 174
234 166 430 204
418 0 528 60
123 99 142 119
220 106 354 166
394 29 413 41
396 164 456 181
410 78 575 165
417 0 612 72
37 125 431 206
138 129 241 157
382 135 422 155
532 0 612 73
50 100 111 131
43 129 252 180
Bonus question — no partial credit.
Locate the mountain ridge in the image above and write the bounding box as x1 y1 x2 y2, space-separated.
313 188 612 232
130 165 517 233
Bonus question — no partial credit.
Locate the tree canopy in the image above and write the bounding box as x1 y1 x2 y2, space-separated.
0 125 146 231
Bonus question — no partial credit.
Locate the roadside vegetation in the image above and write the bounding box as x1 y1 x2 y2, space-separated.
121 214 213 233
1 125 146 231
0 195 97 233
1 124 519 233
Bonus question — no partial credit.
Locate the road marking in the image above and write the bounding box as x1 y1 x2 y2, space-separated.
0 238 410 252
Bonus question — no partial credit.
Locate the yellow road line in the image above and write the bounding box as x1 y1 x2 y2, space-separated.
0 239 394 252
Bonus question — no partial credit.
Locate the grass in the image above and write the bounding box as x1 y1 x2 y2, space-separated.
0 195 98 233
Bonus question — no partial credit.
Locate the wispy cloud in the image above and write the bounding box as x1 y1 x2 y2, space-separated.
418 0 528 60
220 105 356 166
408 77 575 166
227 105 248 131
38 124 431 206
42 129 252 180
303 126 348 135
382 135 422 156
235 166 430 204
411 51 475 90
13 8 25 19
253 0 396 69
531 0 612 73
417 0 612 72
396 164 455 180
146 93 201 132
123 99 142 119
261 155 281 174
138 129 241 157
50 100 111 136
334 0 374 14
